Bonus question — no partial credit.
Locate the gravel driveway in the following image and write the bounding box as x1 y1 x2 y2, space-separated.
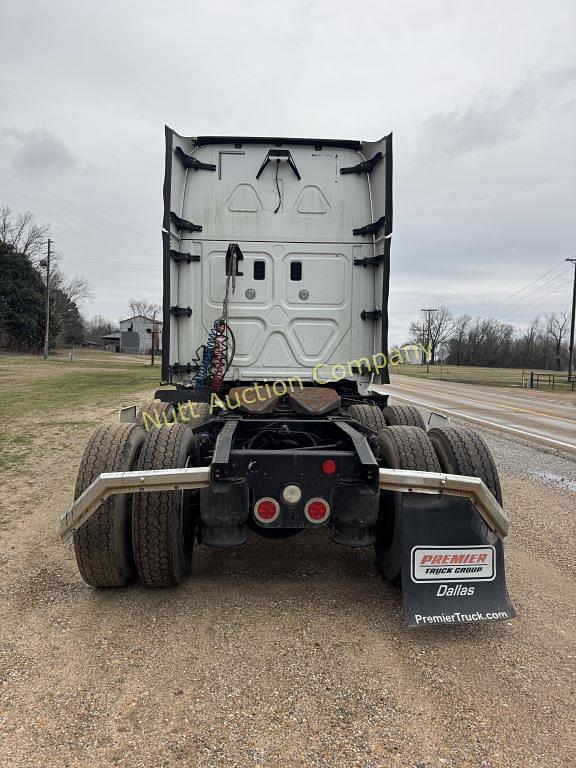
1 400 575 768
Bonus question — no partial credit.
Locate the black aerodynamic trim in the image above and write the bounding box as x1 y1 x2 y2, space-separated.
162 126 174 381
193 135 362 150
380 237 391 384
163 126 173 233
385 133 393 237
161 231 171 382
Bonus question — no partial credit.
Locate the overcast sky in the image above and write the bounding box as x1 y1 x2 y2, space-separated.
1 0 575 342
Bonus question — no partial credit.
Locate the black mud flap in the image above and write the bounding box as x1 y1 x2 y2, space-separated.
400 495 516 628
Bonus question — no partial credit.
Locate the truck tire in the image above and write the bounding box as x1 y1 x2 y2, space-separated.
132 424 198 586
347 404 387 432
381 404 426 430
375 425 440 584
73 423 145 587
187 401 211 430
137 400 176 429
428 425 503 505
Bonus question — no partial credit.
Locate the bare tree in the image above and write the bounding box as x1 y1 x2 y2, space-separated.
408 319 426 346
128 298 161 319
450 314 471 366
409 307 453 364
85 315 115 343
545 311 569 371
521 316 542 367
0 205 49 263
62 274 93 304
427 306 454 364
35 263 93 306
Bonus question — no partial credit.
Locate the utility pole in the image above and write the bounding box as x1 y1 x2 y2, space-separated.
43 239 51 360
421 308 437 374
567 258 576 381
148 311 160 366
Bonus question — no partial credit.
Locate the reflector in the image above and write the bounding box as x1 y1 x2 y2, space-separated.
304 498 330 523
254 497 280 524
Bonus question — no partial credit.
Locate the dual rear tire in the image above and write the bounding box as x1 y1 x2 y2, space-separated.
375 426 440 584
347 402 426 432
73 411 209 588
73 423 145 587
132 424 198 586
374 423 502 585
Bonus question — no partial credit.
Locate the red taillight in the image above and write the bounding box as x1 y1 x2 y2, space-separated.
322 459 337 475
304 497 330 524
254 497 280 524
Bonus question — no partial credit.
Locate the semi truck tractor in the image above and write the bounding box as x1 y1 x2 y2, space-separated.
60 129 515 626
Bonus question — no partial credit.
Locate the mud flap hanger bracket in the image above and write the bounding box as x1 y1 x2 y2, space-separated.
256 149 301 180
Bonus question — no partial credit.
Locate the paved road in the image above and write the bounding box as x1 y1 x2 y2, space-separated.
373 375 576 453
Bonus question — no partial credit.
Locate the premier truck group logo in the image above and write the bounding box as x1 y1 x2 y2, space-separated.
411 546 496 583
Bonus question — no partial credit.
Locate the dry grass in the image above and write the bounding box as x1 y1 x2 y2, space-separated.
390 363 574 390
0 351 160 475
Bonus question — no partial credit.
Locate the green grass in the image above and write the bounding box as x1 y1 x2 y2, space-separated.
0 353 161 423
0 350 153 370
390 363 575 390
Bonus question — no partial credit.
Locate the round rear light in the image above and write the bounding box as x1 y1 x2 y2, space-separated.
254 497 280 524
304 497 330 524
322 459 337 475
282 484 302 504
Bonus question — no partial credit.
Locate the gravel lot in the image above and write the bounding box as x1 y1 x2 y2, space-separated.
1 393 575 767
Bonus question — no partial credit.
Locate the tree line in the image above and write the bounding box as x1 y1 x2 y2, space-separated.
0 206 162 353
408 306 571 370
0 206 95 351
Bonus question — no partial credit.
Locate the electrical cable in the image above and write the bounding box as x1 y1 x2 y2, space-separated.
481 258 567 316
195 246 238 390
498 266 574 319
274 160 282 214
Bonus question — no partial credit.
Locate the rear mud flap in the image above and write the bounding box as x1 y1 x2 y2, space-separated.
400 495 516 628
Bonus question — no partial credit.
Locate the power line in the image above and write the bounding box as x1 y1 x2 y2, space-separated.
494 271 571 317
482 258 567 316
498 266 574 319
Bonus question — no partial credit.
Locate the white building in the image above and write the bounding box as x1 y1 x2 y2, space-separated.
118 315 162 355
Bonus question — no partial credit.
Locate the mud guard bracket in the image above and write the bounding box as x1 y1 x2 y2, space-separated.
400 494 516 627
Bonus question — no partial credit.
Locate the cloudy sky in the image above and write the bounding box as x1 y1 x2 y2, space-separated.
1 0 575 342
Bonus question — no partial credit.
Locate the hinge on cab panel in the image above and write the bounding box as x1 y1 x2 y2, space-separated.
170 249 200 263
340 152 383 175
170 306 193 317
174 146 216 171
353 216 386 237
170 212 202 232
361 309 382 321
353 253 385 268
